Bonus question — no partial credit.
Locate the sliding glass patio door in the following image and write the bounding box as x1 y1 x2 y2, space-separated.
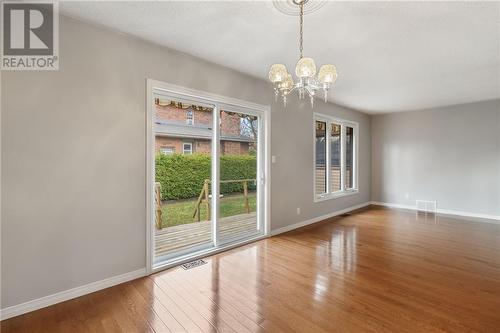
153 94 216 263
217 108 262 245
150 86 266 268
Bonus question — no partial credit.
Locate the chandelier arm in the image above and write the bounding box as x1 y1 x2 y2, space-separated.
307 82 320 90
305 85 315 98
285 85 299 96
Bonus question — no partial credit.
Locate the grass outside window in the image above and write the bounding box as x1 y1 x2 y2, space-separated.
160 192 256 228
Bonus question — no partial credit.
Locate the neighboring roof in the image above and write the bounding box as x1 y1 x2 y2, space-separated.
155 122 255 143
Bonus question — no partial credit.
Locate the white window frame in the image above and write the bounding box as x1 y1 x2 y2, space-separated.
186 109 194 125
182 142 193 154
313 113 359 202
160 147 174 155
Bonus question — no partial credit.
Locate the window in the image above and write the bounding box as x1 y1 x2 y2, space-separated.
183 142 193 154
314 114 358 201
186 110 194 125
240 116 258 139
330 123 341 192
315 121 326 195
160 147 174 155
346 126 354 189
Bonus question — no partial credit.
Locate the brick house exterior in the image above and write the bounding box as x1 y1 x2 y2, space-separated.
154 100 255 155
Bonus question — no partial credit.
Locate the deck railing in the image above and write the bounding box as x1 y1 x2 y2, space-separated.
192 179 256 222
155 182 163 229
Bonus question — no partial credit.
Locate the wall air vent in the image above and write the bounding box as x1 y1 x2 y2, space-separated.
416 200 437 213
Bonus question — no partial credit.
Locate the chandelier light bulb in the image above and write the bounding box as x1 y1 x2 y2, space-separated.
318 64 338 84
268 64 288 83
295 57 317 78
283 73 294 90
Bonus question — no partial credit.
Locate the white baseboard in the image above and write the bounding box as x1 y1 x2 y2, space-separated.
0 268 146 321
271 201 371 236
370 201 500 223
370 201 416 211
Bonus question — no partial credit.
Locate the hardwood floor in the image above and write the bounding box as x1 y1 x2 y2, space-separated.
2 206 500 332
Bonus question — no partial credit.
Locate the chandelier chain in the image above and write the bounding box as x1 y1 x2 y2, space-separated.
299 3 303 59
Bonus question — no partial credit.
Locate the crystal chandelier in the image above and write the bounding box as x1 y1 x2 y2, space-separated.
268 0 337 108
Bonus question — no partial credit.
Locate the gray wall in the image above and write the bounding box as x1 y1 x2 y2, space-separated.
371 100 500 216
1 16 371 308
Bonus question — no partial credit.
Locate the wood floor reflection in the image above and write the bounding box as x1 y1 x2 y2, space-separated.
2 206 500 332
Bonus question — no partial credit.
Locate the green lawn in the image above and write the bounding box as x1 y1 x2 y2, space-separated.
160 192 256 228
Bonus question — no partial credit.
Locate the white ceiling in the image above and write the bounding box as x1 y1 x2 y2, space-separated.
61 1 500 114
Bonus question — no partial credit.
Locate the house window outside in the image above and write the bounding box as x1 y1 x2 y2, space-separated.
314 114 358 201
183 142 193 154
160 147 175 155
186 110 194 125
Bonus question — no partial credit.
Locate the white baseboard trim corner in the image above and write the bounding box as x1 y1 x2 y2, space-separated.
271 201 371 236
0 268 146 321
370 201 500 223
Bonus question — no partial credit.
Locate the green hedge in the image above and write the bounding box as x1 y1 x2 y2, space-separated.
156 153 256 200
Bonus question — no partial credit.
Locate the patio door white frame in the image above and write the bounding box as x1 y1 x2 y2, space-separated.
146 79 271 273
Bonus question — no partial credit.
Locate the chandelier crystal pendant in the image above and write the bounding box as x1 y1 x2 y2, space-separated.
268 0 337 108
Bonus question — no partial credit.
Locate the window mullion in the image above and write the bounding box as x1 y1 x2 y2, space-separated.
211 105 220 247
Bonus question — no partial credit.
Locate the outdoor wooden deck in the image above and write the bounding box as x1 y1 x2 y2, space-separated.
155 212 258 258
